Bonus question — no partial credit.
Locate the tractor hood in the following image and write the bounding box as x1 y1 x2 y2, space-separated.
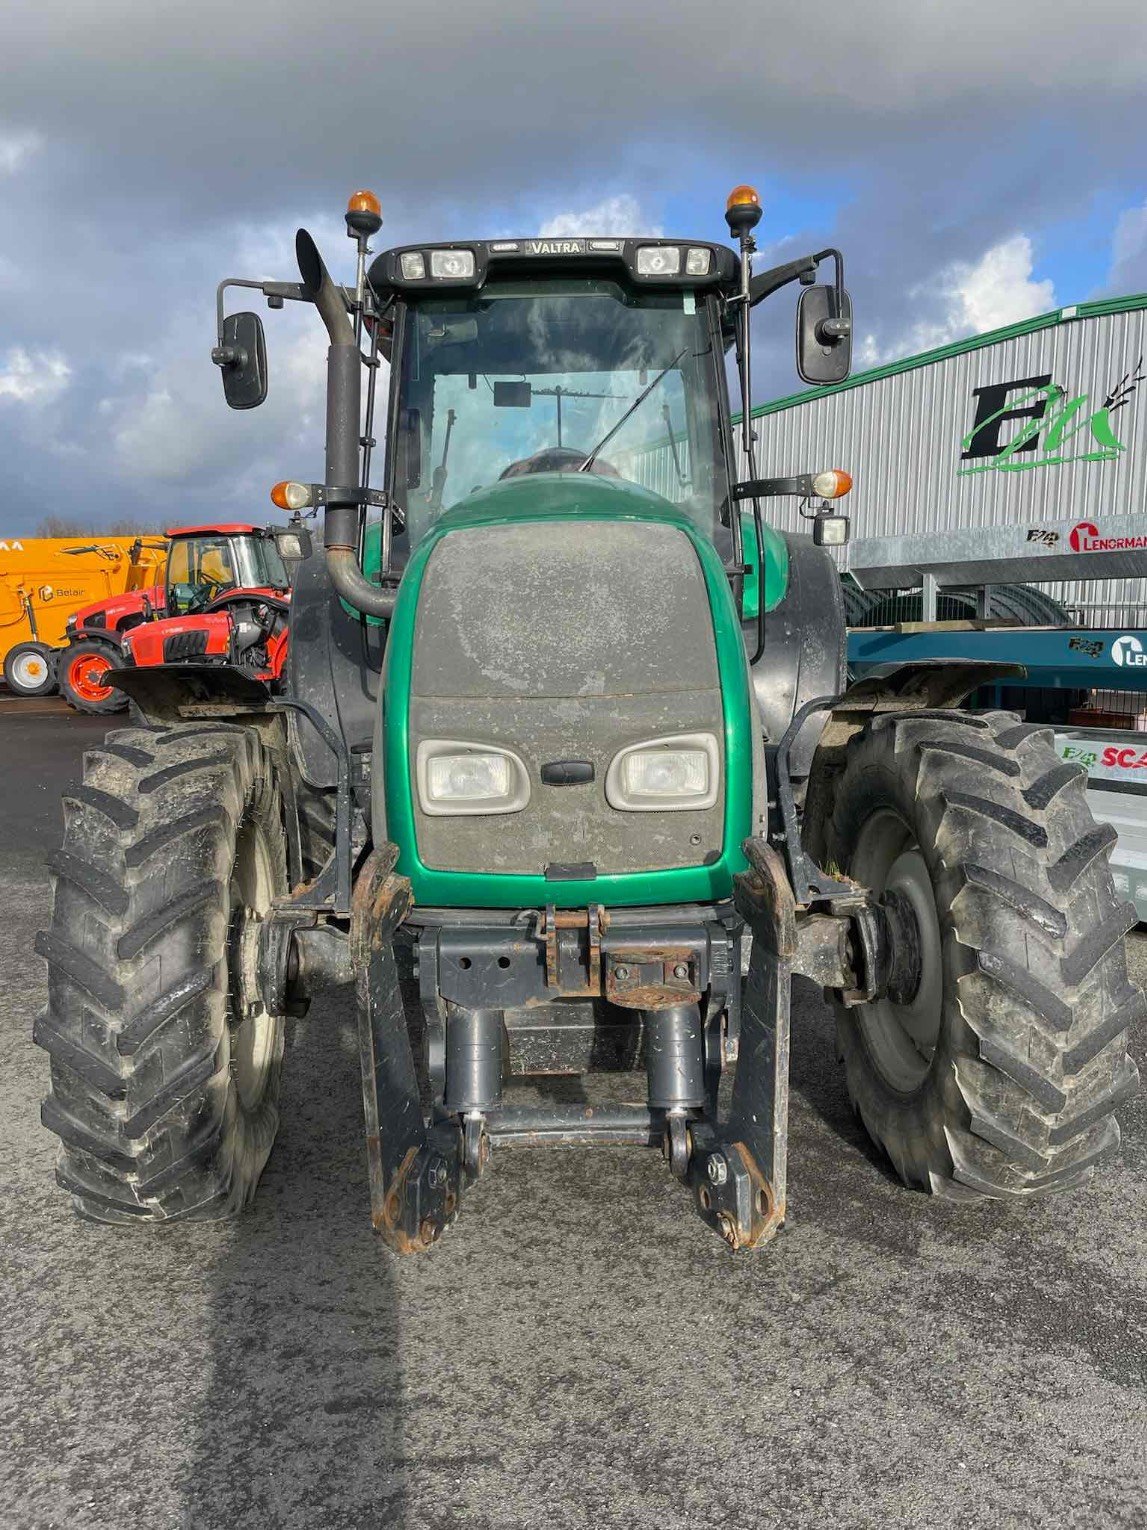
377 472 759 908
69 583 163 633
434 469 683 529
426 471 789 614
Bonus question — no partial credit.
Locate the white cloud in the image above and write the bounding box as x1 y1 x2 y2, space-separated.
955 235 1055 333
859 234 1055 365
110 324 330 484
539 194 661 239
0 347 71 403
0 130 42 175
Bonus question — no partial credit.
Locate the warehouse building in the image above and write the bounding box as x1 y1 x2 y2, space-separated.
746 291 1147 634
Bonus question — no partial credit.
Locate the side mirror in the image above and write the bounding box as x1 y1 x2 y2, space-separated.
212 311 268 410
796 285 852 386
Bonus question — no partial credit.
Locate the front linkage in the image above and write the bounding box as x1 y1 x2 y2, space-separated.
268 810 885 1253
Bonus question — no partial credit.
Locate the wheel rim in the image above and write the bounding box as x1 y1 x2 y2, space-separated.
849 808 944 1092
228 818 277 1111
68 652 114 703
11 651 49 690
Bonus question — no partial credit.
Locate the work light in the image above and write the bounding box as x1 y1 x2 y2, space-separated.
430 249 476 280
636 245 682 277
400 251 427 280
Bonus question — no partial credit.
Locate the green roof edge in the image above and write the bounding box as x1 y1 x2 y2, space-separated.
748 290 1147 419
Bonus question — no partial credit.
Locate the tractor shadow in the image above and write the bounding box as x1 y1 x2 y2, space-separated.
183 990 408 1530
786 975 903 1186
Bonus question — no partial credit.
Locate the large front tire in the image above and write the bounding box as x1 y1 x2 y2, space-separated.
824 709 1141 1199
35 722 288 1222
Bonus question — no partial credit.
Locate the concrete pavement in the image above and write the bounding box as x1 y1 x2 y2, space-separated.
2 705 1144 1529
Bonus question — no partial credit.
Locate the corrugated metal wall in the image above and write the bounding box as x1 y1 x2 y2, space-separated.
744 306 1147 621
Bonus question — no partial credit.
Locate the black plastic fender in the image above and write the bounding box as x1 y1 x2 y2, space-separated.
747 531 845 780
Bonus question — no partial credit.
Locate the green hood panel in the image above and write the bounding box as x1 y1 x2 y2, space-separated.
740 513 789 621
381 484 755 909
436 470 702 530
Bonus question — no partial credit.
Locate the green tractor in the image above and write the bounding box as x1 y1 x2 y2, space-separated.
36 185 1140 1249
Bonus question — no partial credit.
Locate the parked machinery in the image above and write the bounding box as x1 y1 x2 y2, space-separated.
57 522 291 713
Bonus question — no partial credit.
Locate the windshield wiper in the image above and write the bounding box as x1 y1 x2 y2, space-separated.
578 347 687 473
662 402 690 488
429 408 457 509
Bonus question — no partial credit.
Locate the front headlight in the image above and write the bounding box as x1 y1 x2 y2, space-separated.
605 732 719 812
416 740 531 816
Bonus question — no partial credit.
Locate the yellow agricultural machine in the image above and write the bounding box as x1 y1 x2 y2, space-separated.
0 537 165 697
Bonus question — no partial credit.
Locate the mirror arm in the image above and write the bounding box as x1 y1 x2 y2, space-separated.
748 248 850 339
809 248 849 338
747 254 818 307
215 277 355 344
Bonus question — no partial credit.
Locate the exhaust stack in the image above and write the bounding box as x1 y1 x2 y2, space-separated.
296 228 395 620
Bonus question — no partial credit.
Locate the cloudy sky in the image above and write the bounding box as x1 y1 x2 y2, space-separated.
2 0 1145 533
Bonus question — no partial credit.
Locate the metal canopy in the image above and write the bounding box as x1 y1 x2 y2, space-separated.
848 626 1147 692
847 514 1147 590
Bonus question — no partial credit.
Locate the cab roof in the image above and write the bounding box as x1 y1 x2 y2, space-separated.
166 523 265 538
368 237 739 302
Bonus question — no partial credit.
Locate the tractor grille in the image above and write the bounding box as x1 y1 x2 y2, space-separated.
163 629 210 662
410 520 724 877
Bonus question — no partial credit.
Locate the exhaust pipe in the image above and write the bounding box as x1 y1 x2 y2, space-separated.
296 229 395 621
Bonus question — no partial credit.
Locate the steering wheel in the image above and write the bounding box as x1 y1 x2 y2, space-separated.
499 446 620 480
187 576 229 613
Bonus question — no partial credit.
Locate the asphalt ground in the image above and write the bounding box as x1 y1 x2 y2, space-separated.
2 699 1145 1530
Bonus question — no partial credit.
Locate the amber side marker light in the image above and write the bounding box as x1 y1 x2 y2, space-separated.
271 480 313 511
810 469 853 500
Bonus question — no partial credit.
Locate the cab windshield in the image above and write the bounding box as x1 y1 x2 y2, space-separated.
166 534 288 614
389 279 732 551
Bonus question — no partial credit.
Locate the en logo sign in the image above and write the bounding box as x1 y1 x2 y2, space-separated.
958 358 1143 475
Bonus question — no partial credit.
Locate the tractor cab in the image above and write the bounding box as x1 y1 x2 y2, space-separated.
374 245 739 564
164 523 289 615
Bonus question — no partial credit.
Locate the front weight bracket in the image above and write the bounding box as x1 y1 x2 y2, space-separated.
353 846 462 1253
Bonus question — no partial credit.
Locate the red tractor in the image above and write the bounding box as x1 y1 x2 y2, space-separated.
59 523 291 713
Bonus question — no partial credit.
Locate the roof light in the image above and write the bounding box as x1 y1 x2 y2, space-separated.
726 184 761 212
725 183 763 236
636 245 682 277
271 480 313 511
490 241 520 252
685 247 711 276
400 251 427 280
429 248 476 280
810 469 852 500
345 189 383 239
589 239 622 251
347 189 381 218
